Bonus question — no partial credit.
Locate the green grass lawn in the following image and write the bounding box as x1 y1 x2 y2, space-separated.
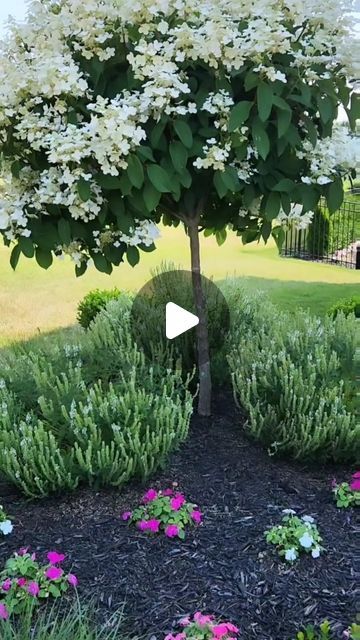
0 225 359 345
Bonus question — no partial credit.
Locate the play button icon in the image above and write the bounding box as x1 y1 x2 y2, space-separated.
166 302 199 340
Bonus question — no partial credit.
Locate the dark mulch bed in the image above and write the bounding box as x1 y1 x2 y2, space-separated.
0 391 358 639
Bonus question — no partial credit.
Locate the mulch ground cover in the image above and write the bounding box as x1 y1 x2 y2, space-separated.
0 391 358 639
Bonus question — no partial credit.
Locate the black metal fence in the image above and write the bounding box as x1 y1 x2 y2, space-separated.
281 195 360 269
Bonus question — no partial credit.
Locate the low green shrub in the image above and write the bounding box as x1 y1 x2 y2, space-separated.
0 298 193 497
0 599 127 640
226 286 359 463
292 621 360 640
327 295 360 319
77 288 123 329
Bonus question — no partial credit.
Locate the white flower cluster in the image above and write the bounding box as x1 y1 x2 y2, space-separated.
298 126 360 186
0 0 357 249
93 219 161 251
277 204 314 230
0 505 13 536
193 139 232 171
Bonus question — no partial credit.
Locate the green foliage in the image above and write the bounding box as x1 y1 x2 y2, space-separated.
265 511 322 563
76 288 123 329
0 298 193 497
332 481 360 508
292 621 360 640
307 207 330 257
327 296 360 319
226 287 359 463
0 599 127 640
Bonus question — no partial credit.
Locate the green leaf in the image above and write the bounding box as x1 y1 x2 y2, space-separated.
257 82 273 122
346 92 360 131
326 178 343 214
127 154 144 189
272 225 285 250
173 120 193 149
213 171 227 198
273 178 294 193
147 165 172 193
77 177 91 202
58 219 71 245
317 95 333 124
264 192 281 220
242 229 259 244
126 245 140 267
75 261 87 277
91 252 113 274
150 120 167 148
10 244 21 270
228 101 252 132
96 174 122 190
169 141 188 173
261 220 272 242
272 95 291 111
143 181 161 212
252 118 270 160
221 166 240 192
178 168 192 189
19 236 34 258
35 247 53 270
137 146 155 162
215 228 227 246
11 160 21 179
277 108 292 138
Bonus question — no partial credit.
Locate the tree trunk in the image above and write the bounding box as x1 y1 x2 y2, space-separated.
188 221 212 416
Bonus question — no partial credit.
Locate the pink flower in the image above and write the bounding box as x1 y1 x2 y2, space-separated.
18 547 29 556
352 471 360 478
165 635 176 640
47 551 65 565
122 511 132 521
174 634 186 640
350 476 360 491
165 524 179 538
162 489 173 496
225 623 239 634
1 578 11 592
45 566 63 581
17 578 27 587
147 519 161 533
142 489 158 503
213 624 230 637
0 603 8 620
27 581 40 597
138 520 150 531
170 495 186 511
67 574 78 587
194 612 214 626
191 510 202 524
179 617 191 626
331 478 337 489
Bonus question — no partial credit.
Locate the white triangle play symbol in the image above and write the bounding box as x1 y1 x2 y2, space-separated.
166 302 199 340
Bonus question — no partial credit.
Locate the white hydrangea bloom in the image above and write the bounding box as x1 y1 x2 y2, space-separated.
277 204 314 230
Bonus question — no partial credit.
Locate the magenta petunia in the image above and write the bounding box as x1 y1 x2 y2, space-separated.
213 623 231 637
121 511 132 521
138 520 149 531
17 578 27 587
350 478 360 491
165 524 179 538
1 578 11 592
147 519 161 533
179 616 191 626
18 547 29 556
225 622 239 633
352 471 360 479
170 494 186 511
67 573 78 587
142 489 158 503
191 510 202 524
193 612 214 626
45 566 63 581
27 581 40 597
47 551 65 565
0 603 8 620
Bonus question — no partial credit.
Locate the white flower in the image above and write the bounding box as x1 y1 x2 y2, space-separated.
302 515 315 523
317 176 332 185
311 546 321 558
282 508 296 515
299 532 314 548
285 547 298 562
0 519 13 535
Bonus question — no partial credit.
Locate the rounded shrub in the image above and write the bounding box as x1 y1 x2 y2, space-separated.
77 288 122 329
327 296 360 319
227 286 359 464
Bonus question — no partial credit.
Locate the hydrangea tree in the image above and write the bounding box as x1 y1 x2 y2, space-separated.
0 0 358 415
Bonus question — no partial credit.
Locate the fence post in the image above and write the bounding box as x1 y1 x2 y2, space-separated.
356 246 360 270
